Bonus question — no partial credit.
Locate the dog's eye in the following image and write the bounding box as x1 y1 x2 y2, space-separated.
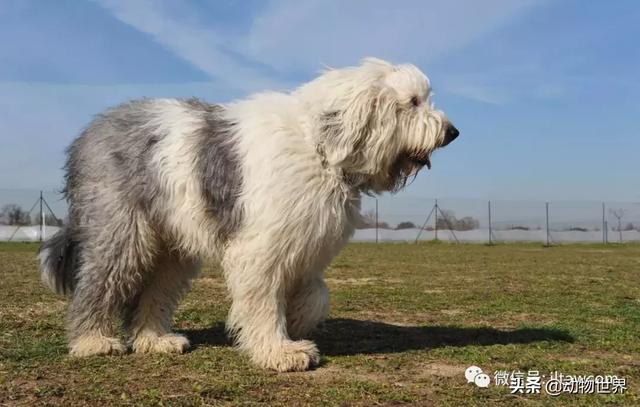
410 96 420 107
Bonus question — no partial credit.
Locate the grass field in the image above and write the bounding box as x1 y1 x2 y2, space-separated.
1 242 639 406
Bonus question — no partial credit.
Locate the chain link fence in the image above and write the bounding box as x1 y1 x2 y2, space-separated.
0 189 66 242
1 189 639 243
358 196 640 243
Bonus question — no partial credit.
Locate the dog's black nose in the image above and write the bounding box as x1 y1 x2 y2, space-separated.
442 124 459 146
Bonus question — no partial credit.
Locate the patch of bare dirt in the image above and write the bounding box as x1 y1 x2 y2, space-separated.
440 309 464 316
492 312 558 326
325 277 402 286
595 317 621 325
554 350 639 366
302 364 392 386
0 300 66 321
419 362 466 378
196 277 226 288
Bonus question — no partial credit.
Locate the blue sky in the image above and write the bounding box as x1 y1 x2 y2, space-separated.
1 0 639 203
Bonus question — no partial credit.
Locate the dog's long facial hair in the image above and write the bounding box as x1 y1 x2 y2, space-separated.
303 58 459 195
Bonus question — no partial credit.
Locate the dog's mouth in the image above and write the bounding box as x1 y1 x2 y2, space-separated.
384 148 434 192
406 149 432 170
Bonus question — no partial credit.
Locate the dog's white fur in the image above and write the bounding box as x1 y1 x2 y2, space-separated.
219 60 449 370
40 58 455 371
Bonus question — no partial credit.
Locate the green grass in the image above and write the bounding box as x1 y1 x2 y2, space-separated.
1 242 639 405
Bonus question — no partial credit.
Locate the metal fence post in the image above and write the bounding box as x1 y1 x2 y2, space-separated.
488 200 492 245
545 202 550 246
39 190 44 242
434 199 438 241
602 202 606 244
375 198 378 244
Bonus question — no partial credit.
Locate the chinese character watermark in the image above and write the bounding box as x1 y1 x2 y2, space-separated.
465 367 627 395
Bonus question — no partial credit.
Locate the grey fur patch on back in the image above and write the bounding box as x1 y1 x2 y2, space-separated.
188 99 244 240
65 99 164 213
64 98 243 244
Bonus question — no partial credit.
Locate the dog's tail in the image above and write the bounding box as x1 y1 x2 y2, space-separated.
38 227 78 295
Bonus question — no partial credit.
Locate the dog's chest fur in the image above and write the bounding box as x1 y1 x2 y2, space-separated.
225 95 360 271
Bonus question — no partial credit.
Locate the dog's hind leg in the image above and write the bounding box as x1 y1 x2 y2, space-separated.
66 272 128 357
66 207 157 357
125 253 199 354
286 277 329 340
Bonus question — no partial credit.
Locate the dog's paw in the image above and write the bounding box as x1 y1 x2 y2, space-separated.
132 333 190 354
256 340 320 372
70 334 126 357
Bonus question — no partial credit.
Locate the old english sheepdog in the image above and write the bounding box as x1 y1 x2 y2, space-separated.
39 58 459 371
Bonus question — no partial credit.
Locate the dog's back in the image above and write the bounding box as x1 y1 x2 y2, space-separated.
38 97 244 356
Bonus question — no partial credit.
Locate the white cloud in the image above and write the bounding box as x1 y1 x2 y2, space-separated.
446 84 508 105
244 0 542 72
95 0 291 93
96 0 542 97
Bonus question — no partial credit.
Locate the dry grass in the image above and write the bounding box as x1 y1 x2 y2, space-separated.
1 242 639 406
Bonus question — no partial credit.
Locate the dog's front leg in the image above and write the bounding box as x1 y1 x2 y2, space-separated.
223 246 320 372
286 277 329 340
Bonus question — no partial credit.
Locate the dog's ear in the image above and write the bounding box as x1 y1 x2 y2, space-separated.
319 86 398 173
313 58 400 171
318 87 375 170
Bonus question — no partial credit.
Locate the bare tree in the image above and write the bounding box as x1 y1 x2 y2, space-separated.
457 216 480 231
0 204 31 226
396 221 417 230
360 210 376 228
33 213 64 227
435 210 480 231
355 210 389 229
436 209 456 230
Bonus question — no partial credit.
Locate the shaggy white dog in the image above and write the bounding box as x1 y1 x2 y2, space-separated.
39 58 458 371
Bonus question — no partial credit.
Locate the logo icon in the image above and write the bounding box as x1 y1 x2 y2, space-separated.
465 366 491 388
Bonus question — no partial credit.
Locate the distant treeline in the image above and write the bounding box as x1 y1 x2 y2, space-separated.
0 204 63 226
359 209 480 231
359 208 639 232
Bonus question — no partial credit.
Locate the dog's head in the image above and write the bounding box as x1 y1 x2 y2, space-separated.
296 58 458 193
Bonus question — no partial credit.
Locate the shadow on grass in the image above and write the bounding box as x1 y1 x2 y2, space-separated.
180 323 230 350
315 319 574 356
182 318 573 355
